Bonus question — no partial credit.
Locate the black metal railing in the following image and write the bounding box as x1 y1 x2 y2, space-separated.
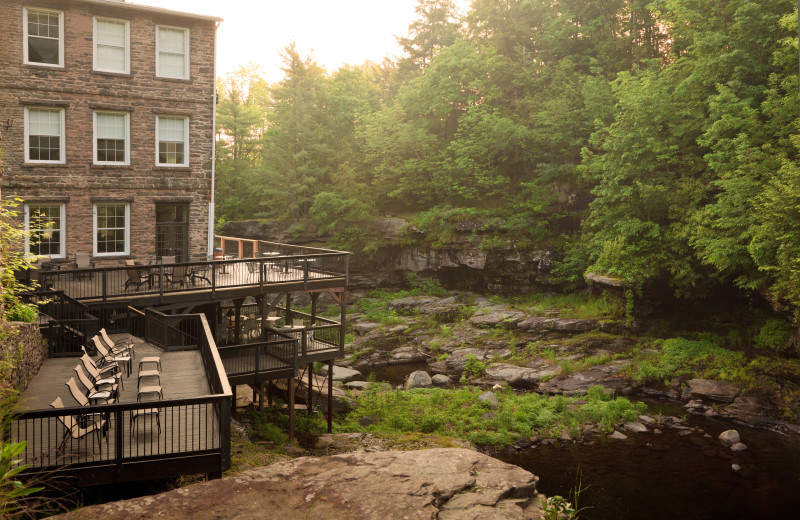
13 312 231 481
218 332 297 382
144 308 202 352
38 253 349 302
21 291 100 357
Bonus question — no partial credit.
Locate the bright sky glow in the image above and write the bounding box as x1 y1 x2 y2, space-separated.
134 0 470 83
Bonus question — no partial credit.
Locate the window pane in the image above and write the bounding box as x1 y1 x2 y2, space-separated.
159 28 185 53
158 117 184 141
29 109 60 136
97 19 125 46
28 37 59 64
97 113 125 139
97 46 125 71
29 136 60 161
96 205 127 254
158 53 185 78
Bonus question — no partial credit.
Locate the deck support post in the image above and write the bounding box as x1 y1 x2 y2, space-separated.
258 382 265 410
307 363 313 415
288 377 295 442
233 298 244 344
285 293 292 326
310 293 318 326
327 359 333 433
231 385 237 412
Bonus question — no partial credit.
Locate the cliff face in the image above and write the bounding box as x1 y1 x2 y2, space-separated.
221 219 554 294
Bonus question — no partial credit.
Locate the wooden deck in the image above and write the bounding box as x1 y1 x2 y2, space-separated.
38 259 346 307
13 334 218 469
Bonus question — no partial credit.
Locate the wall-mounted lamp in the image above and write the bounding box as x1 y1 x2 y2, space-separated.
2 119 12 132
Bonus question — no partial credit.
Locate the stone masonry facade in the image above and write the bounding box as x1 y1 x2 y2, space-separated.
0 0 219 265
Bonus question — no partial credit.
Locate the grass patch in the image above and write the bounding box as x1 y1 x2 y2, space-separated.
626 338 745 384
335 385 645 447
490 291 622 320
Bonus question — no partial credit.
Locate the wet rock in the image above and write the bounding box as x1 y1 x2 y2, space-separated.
469 309 525 329
718 429 741 447
638 415 655 424
387 296 439 313
60 449 541 520
318 365 365 384
559 430 573 443
432 374 451 385
730 442 748 452
722 395 779 428
359 415 378 426
732 464 742 472
517 317 599 333
609 431 628 440
653 429 662 436
686 379 740 403
353 322 381 335
479 391 500 410
405 370 433 389
344 381 370 391
539 368 629 395
483 363 554 389
388 345 428 364
624 421 648 434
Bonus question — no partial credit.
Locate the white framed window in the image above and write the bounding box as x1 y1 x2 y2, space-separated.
23 7 64 67
156 26 189 79
93 17 129 73
93 111 129 165
24 107 65 164
93 203 130 256
156 116 189 166
24 203 66 258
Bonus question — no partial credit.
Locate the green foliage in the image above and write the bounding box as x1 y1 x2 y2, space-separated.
463 354 486 377
491 291 622 320
754 319 792 352
1 199 39 322
336 385 645 447
627 338 745 384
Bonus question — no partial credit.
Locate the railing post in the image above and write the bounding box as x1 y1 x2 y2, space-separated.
48 321 54 357
219 397 231 474
102 271 108 302
345 254 350 286
303 261 308 291
159 264 164 303
211 260 216 299
115 408 124 480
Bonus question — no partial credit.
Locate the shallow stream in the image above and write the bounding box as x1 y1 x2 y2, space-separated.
363 365 800 520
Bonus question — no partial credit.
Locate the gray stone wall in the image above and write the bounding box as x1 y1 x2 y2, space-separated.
0 322 47 393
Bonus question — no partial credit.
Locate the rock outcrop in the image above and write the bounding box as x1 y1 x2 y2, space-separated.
56 449 543 520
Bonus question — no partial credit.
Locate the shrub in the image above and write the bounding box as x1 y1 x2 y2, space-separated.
754 319 792 351
464 355 486 377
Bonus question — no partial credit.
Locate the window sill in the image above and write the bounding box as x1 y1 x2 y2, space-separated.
92 164 133 169
154 165 191 171
155 76 191 83
92 70 131 78
21 162 68 168
24 62 64 70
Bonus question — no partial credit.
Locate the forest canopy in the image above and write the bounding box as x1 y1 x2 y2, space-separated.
215 0 800 317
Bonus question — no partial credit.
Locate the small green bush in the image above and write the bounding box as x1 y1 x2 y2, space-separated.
754 319 792 351
464 354 486 377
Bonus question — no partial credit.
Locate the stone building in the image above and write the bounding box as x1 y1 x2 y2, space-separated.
0 0 221 264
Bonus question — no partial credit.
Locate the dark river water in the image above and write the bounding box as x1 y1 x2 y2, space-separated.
365 365 800 520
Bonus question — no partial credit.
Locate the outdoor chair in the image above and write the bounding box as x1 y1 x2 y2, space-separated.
189 264 211 286
164 264 189 289
130 406 161 436
125 268 151 291
67 376 114 406
73 252 94 280
99 328 135 359
93 335 133 372
74 364 118 401
161 255 176 265
246 260 259 278
80 348 123 390
50 397 107 455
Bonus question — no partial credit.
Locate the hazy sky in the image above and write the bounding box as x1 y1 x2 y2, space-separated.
137 0 470 82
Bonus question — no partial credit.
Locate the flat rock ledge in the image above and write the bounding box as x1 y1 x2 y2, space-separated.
54 449 543 520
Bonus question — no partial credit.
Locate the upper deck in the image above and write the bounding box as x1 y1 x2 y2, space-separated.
36 238 350 307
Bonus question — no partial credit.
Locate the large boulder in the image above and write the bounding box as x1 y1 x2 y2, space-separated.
317 365 364 384
516 317 598 333
686 379 740 403
469 309 525 329
483 363 557 389
55 449 542 520
405 370 433 389
387 296 440 314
